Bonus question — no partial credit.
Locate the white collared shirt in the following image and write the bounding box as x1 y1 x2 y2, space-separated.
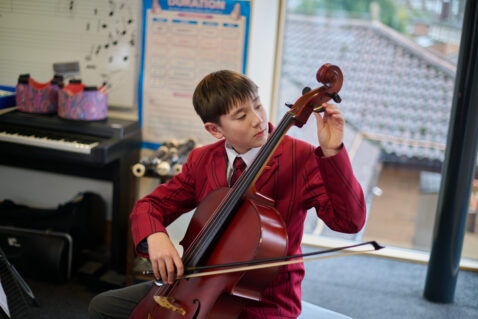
225 141 261 186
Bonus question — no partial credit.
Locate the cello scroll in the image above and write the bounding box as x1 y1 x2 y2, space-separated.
289 63 343 126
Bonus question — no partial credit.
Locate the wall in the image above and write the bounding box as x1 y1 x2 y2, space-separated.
155 0 283 247
247 0 281 118
0 0 282 251
0 165 113 218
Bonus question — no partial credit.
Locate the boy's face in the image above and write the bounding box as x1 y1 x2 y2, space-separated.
204 96 268 154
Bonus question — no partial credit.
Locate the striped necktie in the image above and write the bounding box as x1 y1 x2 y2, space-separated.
230 157 246 186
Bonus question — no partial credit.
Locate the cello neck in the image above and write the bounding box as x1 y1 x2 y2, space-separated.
182 112 297 268
232 112 295 195
182 63 343 268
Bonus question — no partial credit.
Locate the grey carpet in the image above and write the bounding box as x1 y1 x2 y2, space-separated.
301 246 478 319
19 249 478 318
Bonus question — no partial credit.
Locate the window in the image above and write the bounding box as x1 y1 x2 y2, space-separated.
277 0 474 260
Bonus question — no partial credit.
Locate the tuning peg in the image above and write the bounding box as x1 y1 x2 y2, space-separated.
302 86 311 95
327 92 342 103
312 105 325 113
285 103 293 108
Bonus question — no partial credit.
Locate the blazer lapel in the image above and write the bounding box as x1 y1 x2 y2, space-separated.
205 123 283 191
206 141 229 189
255 140 283 191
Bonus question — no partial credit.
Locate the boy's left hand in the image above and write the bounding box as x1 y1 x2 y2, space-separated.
314 103 344 157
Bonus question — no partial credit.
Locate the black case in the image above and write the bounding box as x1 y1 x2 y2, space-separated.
0 226 72 283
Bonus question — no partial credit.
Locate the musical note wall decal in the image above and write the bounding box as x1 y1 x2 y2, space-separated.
0 0 139 108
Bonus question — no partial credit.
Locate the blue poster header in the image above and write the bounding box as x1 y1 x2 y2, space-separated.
147 0 250 15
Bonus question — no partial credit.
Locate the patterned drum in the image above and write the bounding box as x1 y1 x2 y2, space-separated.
15 74 63 114
57 80 108 121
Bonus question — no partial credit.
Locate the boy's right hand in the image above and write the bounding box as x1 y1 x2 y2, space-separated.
147 232 184 284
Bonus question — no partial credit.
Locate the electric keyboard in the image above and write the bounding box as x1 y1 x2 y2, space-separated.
0 109 141 272
0 126 100 154
0 109 141 165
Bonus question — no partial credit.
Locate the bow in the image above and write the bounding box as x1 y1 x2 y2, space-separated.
141 241 384 285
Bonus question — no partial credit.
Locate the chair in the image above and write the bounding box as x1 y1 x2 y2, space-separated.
298 300 352 319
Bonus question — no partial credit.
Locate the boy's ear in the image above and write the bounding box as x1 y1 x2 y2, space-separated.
204 122 224 139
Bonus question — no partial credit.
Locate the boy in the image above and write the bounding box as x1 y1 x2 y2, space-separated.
89 70 366 318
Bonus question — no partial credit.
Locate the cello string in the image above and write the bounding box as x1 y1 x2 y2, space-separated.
180 113 294 267
182 98 336 269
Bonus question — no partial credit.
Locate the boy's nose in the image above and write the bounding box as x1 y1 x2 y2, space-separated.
251 110 263 126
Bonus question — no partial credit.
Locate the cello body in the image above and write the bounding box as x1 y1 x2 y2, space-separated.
129 188 288 318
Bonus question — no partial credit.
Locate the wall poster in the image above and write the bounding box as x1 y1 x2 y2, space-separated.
140 0 251 147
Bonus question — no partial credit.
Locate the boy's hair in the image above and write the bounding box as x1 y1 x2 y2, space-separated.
193 70 258 124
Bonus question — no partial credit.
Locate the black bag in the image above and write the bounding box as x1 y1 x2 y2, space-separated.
0 192 106 281
0 192 106 251
0 226 72 283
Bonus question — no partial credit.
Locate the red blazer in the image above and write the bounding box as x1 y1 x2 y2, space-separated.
130 129 366 318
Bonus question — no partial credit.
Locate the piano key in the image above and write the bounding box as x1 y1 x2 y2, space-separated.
0 110 141 165
0 130 99 154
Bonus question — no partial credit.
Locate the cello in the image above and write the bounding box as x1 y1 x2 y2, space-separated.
129 63 344 319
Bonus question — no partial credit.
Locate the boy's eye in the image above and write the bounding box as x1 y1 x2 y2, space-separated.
255 104 262 110
234 112 246 120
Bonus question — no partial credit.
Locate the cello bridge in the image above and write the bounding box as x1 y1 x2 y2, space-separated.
153 296 186 316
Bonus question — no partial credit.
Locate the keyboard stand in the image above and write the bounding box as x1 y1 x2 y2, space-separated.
0 110 141 273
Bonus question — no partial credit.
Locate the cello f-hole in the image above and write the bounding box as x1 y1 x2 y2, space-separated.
192 299 201 319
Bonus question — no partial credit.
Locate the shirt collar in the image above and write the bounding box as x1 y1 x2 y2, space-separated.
225 141 261 170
